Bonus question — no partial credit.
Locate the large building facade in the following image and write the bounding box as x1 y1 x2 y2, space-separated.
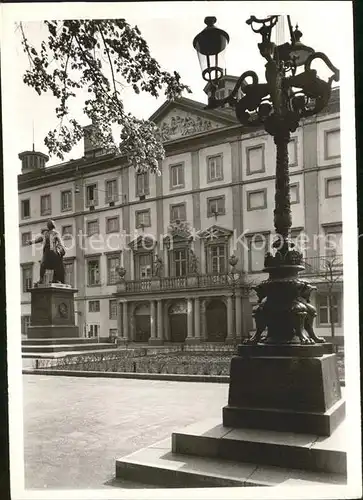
18 82 343 344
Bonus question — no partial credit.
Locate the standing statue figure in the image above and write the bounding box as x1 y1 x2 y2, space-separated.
154 254 163 277
28 219 66 284
189 248 199 274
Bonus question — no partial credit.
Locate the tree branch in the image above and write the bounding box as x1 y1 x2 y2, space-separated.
96 22 118 97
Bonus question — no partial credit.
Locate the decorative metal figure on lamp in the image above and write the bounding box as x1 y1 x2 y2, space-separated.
193 15 339 345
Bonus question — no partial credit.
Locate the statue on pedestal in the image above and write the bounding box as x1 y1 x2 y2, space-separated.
154 254 163 277
188 249 199 275
27 219 66 285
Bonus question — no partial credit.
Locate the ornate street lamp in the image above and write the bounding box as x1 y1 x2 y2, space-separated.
193 15 340 345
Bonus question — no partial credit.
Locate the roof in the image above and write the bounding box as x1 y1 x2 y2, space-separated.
148 95 239 126
18 86 341 190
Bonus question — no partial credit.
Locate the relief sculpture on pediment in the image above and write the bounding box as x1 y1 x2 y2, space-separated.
157 114 218 141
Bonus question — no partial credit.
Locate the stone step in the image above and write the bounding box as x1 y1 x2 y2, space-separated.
22 337 98 346
22 343 116 353
115 437 346 488
172 418 347 475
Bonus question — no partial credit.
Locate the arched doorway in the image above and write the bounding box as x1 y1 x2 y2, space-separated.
169 300 187 343
206 299 227 342
134 303 151 342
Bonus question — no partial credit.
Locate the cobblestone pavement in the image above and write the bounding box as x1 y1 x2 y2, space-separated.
23 374 229 490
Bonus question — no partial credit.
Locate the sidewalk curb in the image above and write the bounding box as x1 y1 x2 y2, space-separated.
22 369 345 387
22 369 230 383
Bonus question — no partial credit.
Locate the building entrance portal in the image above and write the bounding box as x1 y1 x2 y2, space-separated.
169 301 187 343
206 299 227 342
134 303 151 343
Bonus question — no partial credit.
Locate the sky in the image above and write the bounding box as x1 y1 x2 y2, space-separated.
1 1 354 171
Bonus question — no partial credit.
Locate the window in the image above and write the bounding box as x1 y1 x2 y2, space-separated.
215 89 225 99
87 219 99 236
86 184 98 206
40 194 51 216
324 225 342 259
109 328 118 337
136 209 151 228
21 199 30 219
290 183 300 204
64 260 74 287
21 232 31 246
209 244 227 274
61 190 72 211
137 253 152 279
174 249 187 277
247 189 267 210
246 145 265 175
88 324 100 338
317 294 340 325
207 154 223 182
62 225 73 238
170 203 186 222
136 172 149 196
105 179 118 203
325 177 341 198
22 265 33 292
89 300 100 313
87 259 100 286
325 129 340 160
248 235 268 272
106 216 119 233
107 254 120 284
109 299 118 319
288 138 297 166
170 163 185 189
290 228 304 251
207 196 225 217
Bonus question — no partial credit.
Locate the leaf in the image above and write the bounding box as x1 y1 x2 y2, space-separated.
19 19 190 169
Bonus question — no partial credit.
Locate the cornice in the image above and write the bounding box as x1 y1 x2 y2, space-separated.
18 89 340 190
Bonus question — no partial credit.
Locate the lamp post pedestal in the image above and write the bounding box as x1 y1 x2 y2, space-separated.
223 343 345 436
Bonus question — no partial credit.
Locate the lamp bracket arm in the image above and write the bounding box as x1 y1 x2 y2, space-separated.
205 71 259 110
246 15 279 41
305 52 340 82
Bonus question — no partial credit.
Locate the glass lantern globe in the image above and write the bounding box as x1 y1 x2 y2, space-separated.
193 17 230 83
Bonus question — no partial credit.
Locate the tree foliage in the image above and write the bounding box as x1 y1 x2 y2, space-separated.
19 19 191 172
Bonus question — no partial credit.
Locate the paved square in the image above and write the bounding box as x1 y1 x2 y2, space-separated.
23 374 229 489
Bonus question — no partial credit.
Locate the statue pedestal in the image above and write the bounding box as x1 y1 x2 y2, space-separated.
223 343 345 436
27 284 79 339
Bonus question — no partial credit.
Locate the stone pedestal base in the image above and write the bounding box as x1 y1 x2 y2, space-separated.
148 338 164 345
28 284 79 339
184 338 200 345
223 343 344 436
27 325 79 339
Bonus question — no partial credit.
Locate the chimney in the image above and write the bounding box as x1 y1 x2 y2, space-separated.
83 121 104 159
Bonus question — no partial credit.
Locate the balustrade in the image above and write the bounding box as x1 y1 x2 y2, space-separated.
301 255 343 275
120 272 247 295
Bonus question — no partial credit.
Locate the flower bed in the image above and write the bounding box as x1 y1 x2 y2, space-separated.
33 345 345 382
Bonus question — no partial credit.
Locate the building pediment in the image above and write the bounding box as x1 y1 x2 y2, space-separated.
128 235 156 251
163 220 193 243
198 225 234 241
149 97 237 142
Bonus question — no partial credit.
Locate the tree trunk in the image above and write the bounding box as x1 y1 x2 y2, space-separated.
328 293 336 352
